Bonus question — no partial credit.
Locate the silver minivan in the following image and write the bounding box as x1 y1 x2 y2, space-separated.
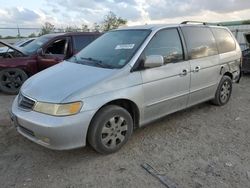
10 23 242 154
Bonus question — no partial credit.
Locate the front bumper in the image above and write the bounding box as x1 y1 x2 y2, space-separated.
10 96 95 150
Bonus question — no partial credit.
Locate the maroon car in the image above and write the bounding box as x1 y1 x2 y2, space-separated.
0 32 101 94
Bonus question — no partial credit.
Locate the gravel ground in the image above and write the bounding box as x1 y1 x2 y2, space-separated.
0 76 250 188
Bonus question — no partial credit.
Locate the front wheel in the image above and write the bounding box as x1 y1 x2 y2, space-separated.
211 75 232 106
88 105 133 154
0 68 28 95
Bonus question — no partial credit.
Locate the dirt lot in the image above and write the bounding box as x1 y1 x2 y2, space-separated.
0 76 250 188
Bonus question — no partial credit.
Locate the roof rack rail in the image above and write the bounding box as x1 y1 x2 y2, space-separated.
181 21 207 25
181 21 224 26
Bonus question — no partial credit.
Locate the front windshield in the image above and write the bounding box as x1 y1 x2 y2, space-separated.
22 35 51 55
69 29 151 69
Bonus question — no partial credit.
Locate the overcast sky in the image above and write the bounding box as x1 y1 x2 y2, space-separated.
0 0 250 36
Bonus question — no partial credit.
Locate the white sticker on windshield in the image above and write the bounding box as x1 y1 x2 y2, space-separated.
115 44 135 50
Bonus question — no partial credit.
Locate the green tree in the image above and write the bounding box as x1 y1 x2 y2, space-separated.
93 23 101 32
81 24 89 32
242 20 250 25
0 35 2 39
39 22 55 36
65 26 78 32
28 33 36 38
4 36 16 39
101 11 127 32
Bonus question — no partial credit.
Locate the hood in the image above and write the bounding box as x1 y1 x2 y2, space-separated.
21 61 117 103
0 41 26 55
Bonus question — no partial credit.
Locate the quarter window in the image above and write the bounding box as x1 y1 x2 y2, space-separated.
211 28 236 54
181 27 218 59
144 29 184 64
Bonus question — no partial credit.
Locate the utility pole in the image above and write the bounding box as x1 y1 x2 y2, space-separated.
17 24 20 39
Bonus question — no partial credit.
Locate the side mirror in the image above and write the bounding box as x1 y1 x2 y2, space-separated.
37 48 44 56
144 55 164 68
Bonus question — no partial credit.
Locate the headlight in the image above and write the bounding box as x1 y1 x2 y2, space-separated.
33 101 83 116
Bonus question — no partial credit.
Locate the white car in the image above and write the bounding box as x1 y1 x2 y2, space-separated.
0 38 35 54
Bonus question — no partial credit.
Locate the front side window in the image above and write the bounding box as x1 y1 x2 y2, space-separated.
45 39 67 55
69 30 151 69
143 28 184 64
181 27 218 59
211 28 236 54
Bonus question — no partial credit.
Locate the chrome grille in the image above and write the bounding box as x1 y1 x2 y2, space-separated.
18 93 36 110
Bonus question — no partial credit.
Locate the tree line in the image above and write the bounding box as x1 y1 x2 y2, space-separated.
0 12 127 39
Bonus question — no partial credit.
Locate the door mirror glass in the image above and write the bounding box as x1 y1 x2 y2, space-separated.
144 55 164 68
37 48 44 56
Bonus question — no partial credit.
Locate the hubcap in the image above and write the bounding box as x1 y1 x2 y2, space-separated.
220 81 231 103
1 71 23 90
101 116 128 149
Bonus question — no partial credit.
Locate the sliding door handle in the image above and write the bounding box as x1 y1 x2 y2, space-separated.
179 69 188 76
193 66 201 73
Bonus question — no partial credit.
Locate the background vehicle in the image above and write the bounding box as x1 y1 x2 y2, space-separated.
11 23 241 154
242 48 250 73
0 32 101 94
0 38 35 54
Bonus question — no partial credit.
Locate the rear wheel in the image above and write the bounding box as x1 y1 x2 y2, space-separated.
211 75 232 106
0 68 28 95
88 105 133 154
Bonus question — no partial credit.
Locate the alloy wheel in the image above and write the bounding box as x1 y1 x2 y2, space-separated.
220 80 231 103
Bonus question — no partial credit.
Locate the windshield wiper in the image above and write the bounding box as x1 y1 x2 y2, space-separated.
80 57 114 69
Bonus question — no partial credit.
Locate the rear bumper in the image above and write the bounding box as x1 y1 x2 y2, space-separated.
233 68 241 83
10 96 95 150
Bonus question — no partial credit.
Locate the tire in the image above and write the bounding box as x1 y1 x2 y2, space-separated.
211 75 232 106
0 68 28 95
88 105 133 154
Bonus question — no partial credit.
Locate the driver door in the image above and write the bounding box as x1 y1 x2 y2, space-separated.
140 28 191 123
37 37 71 71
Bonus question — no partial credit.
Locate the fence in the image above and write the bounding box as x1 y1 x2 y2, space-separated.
0 27 86 44
0 27 41 38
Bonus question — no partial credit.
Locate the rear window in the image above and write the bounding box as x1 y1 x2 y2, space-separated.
73 35 97 52
211 28 236 54
181 27 218 59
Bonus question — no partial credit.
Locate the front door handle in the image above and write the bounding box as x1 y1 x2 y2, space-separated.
193 66 201 73
179 69 188 76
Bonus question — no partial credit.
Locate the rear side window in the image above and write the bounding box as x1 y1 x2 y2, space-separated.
211 28 236 54
144 28 184 64
73 35 96 52
182 27 218 59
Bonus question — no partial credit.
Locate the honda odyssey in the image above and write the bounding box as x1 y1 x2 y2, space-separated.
10 22 242 154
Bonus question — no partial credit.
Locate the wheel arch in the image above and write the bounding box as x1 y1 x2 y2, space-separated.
223 71 233 80
89 98 140 130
